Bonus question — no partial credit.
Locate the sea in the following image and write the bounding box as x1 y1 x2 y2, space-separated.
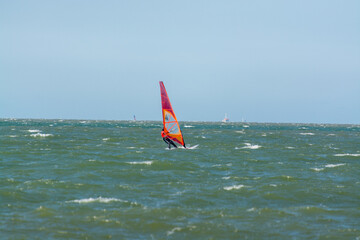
1 119 359 239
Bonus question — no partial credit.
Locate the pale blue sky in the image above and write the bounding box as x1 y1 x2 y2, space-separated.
1 0 359 123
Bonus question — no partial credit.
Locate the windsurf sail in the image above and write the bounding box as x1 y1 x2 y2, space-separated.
159 81 186 147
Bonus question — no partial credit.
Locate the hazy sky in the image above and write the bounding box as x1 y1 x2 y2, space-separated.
1 0 359 123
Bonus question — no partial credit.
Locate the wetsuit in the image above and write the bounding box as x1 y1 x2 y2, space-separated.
161 130 177 149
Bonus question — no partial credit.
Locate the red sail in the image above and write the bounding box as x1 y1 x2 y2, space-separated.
159 81 185 147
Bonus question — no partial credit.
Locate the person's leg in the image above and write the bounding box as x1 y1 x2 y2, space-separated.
169 139 177 148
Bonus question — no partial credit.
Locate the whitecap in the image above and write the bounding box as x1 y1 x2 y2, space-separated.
68 197 125 204
102 138 110 141
180 144 199 150
224 184 247 191
286 146 295 149
325 163 345 168
184 125 194 128
127 161 153 165
241 143 261 149
212 164 222 167
300 133 315 136
30 133 53 137
334 153 360 157
167 227 182 236
28 129 41 133
247 207 256 212
222 176 231 180
311 167 324 172
8 135 17 138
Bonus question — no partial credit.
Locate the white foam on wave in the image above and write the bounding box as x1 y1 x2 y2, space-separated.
184 125 194 128
325 163 346 168
312 163 346 171
300 133 315 136
127 161 153 165
102 138 110 141
68 197 125 204
182 144 199 150
286 146 295 149
240 143 261 149
224 184 248 191
167 227 182 236
28 129 41 133
30 133 53 137
311 167 324 172
222 176 231 180
334 153 360 157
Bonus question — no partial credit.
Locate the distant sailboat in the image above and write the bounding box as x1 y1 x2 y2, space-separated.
222 113 229 123
159 81 186 148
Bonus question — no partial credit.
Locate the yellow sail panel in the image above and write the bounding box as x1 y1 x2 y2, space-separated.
163 109 184 146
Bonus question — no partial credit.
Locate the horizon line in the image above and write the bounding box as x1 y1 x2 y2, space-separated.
1 117 358 126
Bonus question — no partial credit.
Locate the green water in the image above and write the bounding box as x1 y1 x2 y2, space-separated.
1 119 360 239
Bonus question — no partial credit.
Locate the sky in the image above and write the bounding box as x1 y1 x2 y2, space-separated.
1 0 359 124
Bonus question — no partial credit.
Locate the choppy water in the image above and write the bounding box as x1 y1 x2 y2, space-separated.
1 119 360 239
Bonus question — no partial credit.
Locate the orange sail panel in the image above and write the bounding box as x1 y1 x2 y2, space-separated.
159 81 185 147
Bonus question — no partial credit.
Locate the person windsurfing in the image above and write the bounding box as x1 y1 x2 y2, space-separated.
161 128 177 149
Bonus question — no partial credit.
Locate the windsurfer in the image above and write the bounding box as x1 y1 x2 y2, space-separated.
161 128 177 149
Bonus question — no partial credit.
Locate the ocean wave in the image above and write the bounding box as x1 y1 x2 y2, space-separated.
299 133 315 136
235 130 245 134
334 153 360 157
102 138 110 141
127 161 153 165
325 163 346 168
311 167 324 172
28 129 41 133
167 227 182 236
224 184 248 191
68 197 126 204
184 125 194 128
237 143 261 149
312 163 346 171
30 133 53 137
